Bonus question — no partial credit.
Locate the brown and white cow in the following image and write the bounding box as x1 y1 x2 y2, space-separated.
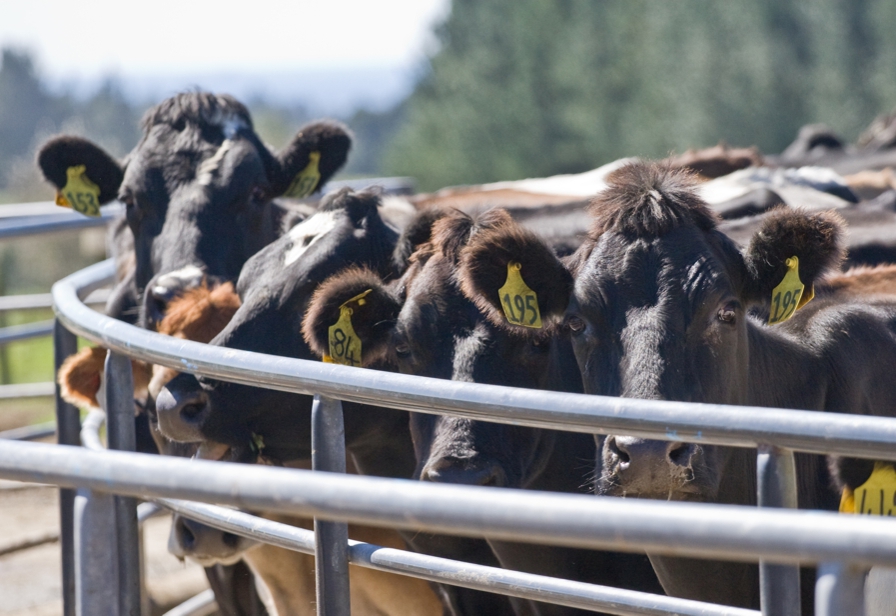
58 282 441 616
458 161 896 613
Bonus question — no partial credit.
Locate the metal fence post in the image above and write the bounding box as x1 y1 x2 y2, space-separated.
815 562 867 616
53 320 80 616
74 488 120 615
312 394 351 616
757 444 800 616
105 351 141 616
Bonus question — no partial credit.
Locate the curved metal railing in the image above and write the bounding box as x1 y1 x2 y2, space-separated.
0 257 892 614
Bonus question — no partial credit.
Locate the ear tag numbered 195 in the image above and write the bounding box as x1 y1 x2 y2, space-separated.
498 262 542 329
839 462 896 516
324 289 372 367
768 256 813 325
55 165 101 217
284 151 322 199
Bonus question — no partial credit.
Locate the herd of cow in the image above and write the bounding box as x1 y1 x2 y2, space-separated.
35 91 896 615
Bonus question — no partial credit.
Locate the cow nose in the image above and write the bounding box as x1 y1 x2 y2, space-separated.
421 458 507 487
605 436 698 491
155 373 208 443
168 514 245 562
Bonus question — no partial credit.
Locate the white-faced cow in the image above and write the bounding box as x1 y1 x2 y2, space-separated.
37 91 350 325
458 161 896 613
303 208 664 616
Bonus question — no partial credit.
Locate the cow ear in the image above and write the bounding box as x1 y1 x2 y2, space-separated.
37 136 124 204
393 208 450 272
58 346 108 409
271 121 352 198
742 207 845 307
459 221 573 332
303 268 401 366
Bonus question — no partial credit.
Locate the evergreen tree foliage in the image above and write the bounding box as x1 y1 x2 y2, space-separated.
386 0 896 190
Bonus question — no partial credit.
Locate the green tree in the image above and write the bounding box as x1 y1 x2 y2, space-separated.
386 0 896 191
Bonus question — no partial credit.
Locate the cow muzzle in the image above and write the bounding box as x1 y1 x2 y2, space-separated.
420 457 507 487
168 514 256 566
601 435 700 498
156 373 209 443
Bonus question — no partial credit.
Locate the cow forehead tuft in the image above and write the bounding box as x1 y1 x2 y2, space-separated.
283 210 341 266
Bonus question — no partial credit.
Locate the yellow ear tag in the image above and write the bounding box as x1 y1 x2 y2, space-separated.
284 151 321 198
842 462 896 516
325 289 371 367
56 165 101 217
768 256 809 325
839 486 856 514
498 262 543 329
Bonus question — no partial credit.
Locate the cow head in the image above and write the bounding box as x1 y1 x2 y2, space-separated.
461 161 845 503
38 91 351 320
154 188 404 464
303 208 582 489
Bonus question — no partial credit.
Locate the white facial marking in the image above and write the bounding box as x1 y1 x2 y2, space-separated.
152 265 205 298
283 210 340 266
197 140 234 186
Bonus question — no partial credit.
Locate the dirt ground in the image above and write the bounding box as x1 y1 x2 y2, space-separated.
0 398 212 615
0 480 211 616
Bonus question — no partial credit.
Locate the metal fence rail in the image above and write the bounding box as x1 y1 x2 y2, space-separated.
52 259 896 462
0 203 891 615
79 408 756 616
42 256 896 616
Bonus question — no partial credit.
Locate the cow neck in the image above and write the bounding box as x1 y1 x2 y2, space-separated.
743 317 827 410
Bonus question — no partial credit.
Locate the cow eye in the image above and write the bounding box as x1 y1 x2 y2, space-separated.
566 315 586 335
395 343 411 358
717 301 738 324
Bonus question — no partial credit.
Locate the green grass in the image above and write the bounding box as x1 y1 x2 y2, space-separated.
1 308 55 385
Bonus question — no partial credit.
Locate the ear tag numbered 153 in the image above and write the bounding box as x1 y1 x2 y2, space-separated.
55 165 101 217
498 262 542 329
284 151 322 199
768 256 813 325
839 462 896 516
324 289 371 367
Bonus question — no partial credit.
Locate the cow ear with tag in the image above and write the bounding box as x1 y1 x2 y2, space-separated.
303 267 401 366
742 207 844 314
37 136 124 211
272 121 352 198
459 215 573 333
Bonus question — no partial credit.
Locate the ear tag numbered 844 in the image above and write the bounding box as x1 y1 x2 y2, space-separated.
284 151 322 199
55 165 101 217
324 289 371 367
498 262 542 329
768 256 814 325
839 462 896 516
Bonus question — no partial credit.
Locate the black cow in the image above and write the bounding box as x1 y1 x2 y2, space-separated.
303 208 664 616
458 161 896 613
37 91 350 325
152 190 516 616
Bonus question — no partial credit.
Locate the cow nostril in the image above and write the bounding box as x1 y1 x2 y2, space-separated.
668 442 693 467
222 532 240 549
178 521 196 551
607 437 630 464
